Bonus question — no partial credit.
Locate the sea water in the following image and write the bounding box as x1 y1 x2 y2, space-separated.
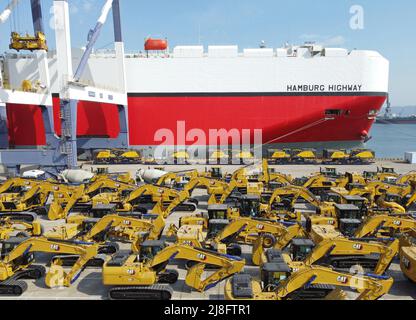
367 124 416 158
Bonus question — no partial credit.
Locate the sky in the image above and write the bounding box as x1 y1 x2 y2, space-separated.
0 0 415 106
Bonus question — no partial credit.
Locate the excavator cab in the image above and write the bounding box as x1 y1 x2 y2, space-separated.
320 167 339 178
363 171 377 181
261 262 291 290
207 204 229 220
0 237 34 266
207 219 229 239
335 204 363 237
378 167 396 175
209 167 223 179
343 195 368 214
321 192 342 204
139 240 167 262
290 239 316 262
236 195 261 218
345 182 366 191
385 193 402 204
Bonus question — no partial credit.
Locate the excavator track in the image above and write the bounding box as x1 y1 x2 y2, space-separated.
0 212 37 223
108 285 173 300
286 284 336 300
173 202 198 212
0 279 28 296
158 270 179 284
324 254 380 271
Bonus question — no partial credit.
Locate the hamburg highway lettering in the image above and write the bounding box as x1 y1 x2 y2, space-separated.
287 84 363 92
154 121 263 165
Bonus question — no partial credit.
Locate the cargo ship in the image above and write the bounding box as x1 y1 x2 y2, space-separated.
376 101 416 124
1 40 389 153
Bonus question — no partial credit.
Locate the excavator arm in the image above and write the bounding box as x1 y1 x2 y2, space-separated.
355 215 416 238
0 237 101 288
213 217 289 245
261 159 292 185
184 177 228 196
48 184 86 221
149 244 245 292
152 190 191 218
81 214 165 247
268 186 321 209
251 223 306 266
376 194 406 214
85 178 135 197
275 266 393 300
405 192 416 209
302 238 399 275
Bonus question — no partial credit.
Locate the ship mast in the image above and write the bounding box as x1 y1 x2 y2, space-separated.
384 96 392 119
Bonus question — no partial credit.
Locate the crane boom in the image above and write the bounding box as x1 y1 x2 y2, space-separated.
0 0 20 24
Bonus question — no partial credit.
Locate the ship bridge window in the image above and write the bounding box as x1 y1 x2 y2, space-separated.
325 109 342 116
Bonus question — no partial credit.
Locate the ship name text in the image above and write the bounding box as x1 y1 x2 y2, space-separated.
287 84 363 92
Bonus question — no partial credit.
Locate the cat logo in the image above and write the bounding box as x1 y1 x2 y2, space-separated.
123 220 132 226
393 220 402 226
352 243 363 250
256 224 265 230
50 244 60 251
197 253 207 261
127 269 135 275
337 276 348 284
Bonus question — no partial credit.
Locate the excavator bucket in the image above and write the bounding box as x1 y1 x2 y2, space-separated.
44 261 66 288
185 263 207 292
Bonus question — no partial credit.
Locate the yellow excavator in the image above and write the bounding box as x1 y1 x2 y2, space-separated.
264 185 334 218
349 149 375 164
224 265 393 300
279 237 399 275
364 167 399 183
396 171 416 185
170 216 304 258
0 178 86 220
354 215 416 238
94 149 141 164
0 237 110 295
0 213 43 240
267 149 291 164
307 203 366 240
102 241 245 300
251 223 307 266
122 185 196 213
322 149 350 164
0 178 53 214
46 213 165 253
290 149 317 164
400 233 416 283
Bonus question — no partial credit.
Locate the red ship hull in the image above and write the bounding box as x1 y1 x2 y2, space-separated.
6 93 387 148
